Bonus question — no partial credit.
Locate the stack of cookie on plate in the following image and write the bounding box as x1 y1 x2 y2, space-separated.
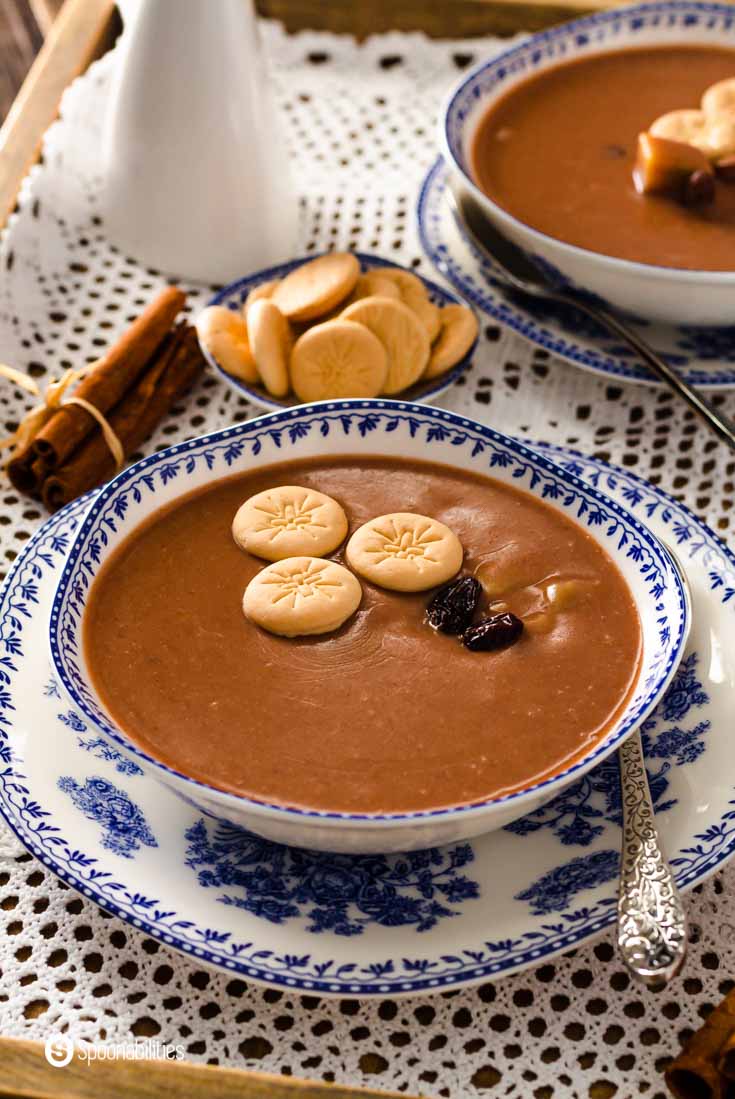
196 252 477 402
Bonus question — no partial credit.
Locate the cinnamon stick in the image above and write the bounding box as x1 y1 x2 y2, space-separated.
7 446 42 496
720 1017 735 1081
665 991 735 1099
13 454 53 499
42 326 205 512
6 404 56 495
32 286 186 469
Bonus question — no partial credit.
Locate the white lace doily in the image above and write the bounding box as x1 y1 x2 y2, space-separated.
1 22 734 1098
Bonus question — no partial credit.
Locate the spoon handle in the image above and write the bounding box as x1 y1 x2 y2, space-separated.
617 729 688 989
560 295 735 449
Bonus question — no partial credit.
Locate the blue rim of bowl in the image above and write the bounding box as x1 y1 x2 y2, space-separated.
48 400 688 829
417 156 735 388
440 0 735 283
204 252 476 408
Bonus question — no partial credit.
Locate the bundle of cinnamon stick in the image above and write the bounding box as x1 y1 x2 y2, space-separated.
7 288 206 512
666 987 735 1098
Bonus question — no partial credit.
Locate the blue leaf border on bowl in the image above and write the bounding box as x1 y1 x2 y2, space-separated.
203 252 477 409
0 454 731 992
48 401 687 826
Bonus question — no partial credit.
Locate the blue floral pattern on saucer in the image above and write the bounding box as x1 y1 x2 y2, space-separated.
418 157 735 388
57 775 157 858
516 850 621 917
185 819 479 936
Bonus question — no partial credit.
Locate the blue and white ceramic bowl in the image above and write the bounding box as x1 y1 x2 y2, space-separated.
48 401 689 853
204 253 477 411
441 1 735 326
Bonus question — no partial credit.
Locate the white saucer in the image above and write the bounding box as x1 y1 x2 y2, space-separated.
418 157 735 389
0 446 733 996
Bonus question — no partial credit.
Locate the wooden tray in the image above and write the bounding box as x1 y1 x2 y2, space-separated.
0 0 619 232
0 1036 405 1098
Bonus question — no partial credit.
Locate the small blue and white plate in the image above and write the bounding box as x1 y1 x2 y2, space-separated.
205 253 477 412
0 448 733 995
418 157 735 390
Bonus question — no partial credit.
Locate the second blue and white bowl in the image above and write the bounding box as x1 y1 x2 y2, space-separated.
441 1 735 325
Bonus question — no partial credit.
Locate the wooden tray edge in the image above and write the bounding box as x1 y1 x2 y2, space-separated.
0 1036 408 1099
0 0 118 233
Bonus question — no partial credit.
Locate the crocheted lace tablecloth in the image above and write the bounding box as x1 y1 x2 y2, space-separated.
0 21 734 1099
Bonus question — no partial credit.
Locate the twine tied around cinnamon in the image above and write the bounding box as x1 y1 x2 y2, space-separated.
0 361 125 471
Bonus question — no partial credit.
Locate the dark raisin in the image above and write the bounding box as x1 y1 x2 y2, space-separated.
426 576 481 635
463 613 523 652
682 169 715 207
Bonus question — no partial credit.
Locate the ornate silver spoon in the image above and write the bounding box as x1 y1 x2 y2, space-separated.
616 728 688 989
616 544 691 989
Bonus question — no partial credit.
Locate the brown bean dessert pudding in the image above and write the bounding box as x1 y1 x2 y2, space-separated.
84 457 642 814
471 46 735 268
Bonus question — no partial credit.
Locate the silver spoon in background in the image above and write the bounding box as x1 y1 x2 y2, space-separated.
445 182 735 451
616 544 691 990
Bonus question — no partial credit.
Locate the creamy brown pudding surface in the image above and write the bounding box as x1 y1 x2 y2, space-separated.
471 46 735 268
84 457 642 813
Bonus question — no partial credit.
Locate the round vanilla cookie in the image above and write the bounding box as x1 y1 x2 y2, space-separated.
243 278 280 317
290 319 388 401
424 304 478 379
273 253 360 322
347 272 401 304
705 114 735 160
246 299 291 398
379 268 441 341
232 485 348 561
649 109 713 155
341 296 430 394
346 512 463 592
243 556 362 637
702 77 735 118
195 305 259 383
